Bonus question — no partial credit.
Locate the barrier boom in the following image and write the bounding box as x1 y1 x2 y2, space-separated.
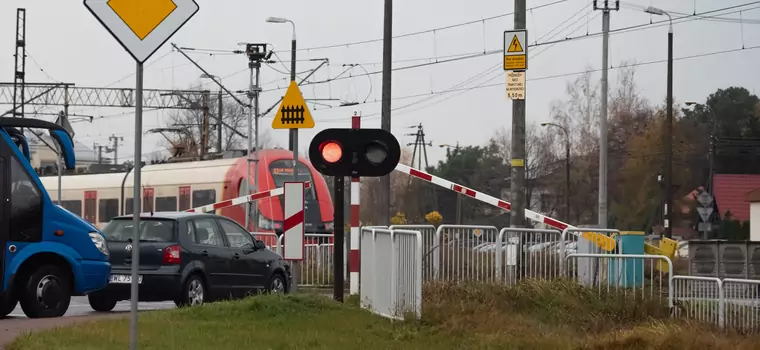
185 182 312 213
394 164 572 230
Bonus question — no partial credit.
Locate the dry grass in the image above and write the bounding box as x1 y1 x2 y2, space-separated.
420 279 760 349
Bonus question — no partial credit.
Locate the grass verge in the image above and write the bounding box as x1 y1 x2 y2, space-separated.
9 279 760 350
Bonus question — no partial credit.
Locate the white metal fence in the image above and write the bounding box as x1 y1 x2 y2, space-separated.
359 228 422 320
270 233 348 288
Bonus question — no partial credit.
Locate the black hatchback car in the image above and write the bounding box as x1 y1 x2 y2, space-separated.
87 212 291 311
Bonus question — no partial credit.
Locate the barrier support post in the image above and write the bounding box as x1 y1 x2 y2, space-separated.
349 114 361 295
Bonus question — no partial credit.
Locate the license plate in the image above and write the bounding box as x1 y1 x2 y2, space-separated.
109 274 143 284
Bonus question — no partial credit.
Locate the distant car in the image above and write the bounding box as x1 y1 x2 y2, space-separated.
86 212 291 312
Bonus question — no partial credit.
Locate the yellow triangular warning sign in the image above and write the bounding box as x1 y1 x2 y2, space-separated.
507 35 523 53
272 81 315 130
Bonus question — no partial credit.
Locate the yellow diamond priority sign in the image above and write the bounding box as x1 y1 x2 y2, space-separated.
85 0 199 63
272 81 315 130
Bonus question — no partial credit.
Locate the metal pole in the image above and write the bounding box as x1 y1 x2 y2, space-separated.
598 7 610 228
217 90 223 153
509 0 526 229
289 28 301 295
333 175 345 302
246 60 254 230
129 61 144 350
564 133 571 222
253 61 261 230
378 0 393 225
665 25 674 238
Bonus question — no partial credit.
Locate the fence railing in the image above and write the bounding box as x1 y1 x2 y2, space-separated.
672 275 724 328
273 233 347 288
360 228 422 320
495 228 563 285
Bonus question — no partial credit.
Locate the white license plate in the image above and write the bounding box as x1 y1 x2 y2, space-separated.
109 274 143 284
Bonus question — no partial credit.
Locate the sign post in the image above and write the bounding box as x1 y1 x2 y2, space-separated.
696 191 715 239
283 182 305 293
84 1 198 349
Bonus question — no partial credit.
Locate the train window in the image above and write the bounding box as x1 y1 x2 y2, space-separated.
60 200 82 216
9 155 43 242
179 186 191 211
192 190 216 208
269 160 316 201
156 196 177 212
124 198 140 215
84 191 97 223
98 199 119 223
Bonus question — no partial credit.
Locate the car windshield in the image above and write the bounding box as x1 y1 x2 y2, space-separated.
269 160 316 201
102 219 177 242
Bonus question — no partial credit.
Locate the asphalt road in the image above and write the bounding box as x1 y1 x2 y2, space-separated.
7 296 176 318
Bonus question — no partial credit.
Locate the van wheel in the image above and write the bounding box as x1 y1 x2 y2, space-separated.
19 265 71 318
88 293 117 312
0 295 17 318
174 274 206 307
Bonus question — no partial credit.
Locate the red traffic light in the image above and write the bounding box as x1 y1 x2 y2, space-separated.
320 141 343 163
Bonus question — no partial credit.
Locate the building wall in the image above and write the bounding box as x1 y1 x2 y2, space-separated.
751 202 760 242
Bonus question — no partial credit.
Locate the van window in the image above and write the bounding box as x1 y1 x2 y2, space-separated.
9 155 42 242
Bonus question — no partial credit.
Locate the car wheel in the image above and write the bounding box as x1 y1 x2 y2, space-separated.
0 295 17 318
88 293 117 312
175 275 206 307
19 265 71 318
269 273 287 294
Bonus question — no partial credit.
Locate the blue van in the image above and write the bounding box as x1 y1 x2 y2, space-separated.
0 117 110 318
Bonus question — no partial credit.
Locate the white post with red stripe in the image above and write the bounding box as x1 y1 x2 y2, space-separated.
283 182 305 260
284 182 305 293
349 114 361 295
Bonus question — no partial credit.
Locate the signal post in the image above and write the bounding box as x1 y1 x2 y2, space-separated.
272 79 314 294
309 126 401 302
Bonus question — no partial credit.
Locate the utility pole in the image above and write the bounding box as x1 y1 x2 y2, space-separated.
13 8 27 135
217 90 223 153
200 91 210 158
378 0 393 225
244 44 268 231
109 134 123 165
593 0 618 228
509 0 527 229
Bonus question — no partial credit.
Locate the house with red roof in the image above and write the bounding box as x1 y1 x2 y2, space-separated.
713 174 760 222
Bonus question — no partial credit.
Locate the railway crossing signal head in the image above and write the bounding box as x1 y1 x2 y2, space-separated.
309 128 400 177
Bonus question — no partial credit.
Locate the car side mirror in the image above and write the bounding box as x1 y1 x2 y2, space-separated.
241 242 256 253
254 240 267 250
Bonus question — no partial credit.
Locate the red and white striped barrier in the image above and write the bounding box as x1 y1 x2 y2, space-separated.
184 182 312 213
349 114 361 296
394 164 573 232
283 182 305 260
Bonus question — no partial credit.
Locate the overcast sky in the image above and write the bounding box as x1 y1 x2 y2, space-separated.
0 0 758 167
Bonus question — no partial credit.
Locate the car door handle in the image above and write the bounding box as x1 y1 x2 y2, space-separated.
201 250 209 256
232 253 240 260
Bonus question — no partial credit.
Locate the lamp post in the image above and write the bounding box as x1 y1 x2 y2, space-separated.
200 74 223 153
266 16 299 181
440 143 463 224
540 122 571 222
645 6 674 238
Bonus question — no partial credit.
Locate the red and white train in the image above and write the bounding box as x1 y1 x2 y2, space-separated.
39 149 335 244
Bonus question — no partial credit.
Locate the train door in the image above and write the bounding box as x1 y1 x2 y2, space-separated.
143 188 154 213
179 186 191 211
84 191 97 223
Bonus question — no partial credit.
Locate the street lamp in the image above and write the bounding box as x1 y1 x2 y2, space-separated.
266 16 298 161
200 74 224 153
645 5 674 239
540 122 571 222
440 143 463 225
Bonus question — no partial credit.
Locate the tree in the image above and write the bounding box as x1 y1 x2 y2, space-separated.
162 91 275 157
682 87 760 174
